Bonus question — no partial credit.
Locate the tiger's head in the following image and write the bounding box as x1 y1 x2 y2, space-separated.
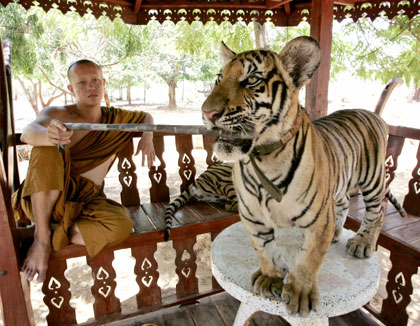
202 36 321 161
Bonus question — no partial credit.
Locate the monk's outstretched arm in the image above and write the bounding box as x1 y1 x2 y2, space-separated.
21 107 73 147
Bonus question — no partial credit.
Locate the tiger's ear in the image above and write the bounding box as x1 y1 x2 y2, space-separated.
220 42 236 64
279 36 321 88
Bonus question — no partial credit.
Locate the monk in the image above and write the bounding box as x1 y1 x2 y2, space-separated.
13 59 156 283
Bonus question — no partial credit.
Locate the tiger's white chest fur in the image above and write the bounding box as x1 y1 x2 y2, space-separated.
232 140 323 229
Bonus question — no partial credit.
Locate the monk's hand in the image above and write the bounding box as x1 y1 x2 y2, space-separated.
47 119 73 146
135 132 156 168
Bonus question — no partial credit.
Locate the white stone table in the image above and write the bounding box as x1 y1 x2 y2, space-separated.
211 222 381 326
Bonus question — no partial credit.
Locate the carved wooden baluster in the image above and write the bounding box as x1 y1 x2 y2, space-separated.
118 139 140 206
150 134 169 203
203 135 221 166
173 237 198 298
403 142 420 215
86 250 121 319
385 134 405 187
42 257 76 325
381 249 418 326
132 244 162 308
175 135 196 192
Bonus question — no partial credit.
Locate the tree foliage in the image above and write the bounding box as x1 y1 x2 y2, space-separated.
0 3 43 77
339 16 420 87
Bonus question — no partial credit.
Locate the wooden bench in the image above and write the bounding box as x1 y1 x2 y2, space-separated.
1 39 419 326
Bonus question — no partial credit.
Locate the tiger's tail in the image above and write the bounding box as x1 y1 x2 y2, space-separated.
164 188 193 241
386 188 407 217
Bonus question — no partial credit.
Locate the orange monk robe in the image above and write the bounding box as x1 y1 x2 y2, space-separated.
13 107 146 257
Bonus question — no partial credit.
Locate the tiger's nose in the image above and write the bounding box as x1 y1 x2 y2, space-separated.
203 110 222 122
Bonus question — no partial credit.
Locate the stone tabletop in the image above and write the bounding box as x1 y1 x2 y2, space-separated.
211 222 381 320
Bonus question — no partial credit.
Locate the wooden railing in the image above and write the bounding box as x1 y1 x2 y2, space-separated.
21 133 240 325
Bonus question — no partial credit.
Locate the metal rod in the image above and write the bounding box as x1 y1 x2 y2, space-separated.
63 123 255 139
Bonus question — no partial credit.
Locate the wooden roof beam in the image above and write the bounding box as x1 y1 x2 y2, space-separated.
98 0 132 6
266 0 294 10
333 0 356 5
135 2 269 10
134 0 143 14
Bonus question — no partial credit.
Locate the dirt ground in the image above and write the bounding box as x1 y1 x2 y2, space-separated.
3 78 420 325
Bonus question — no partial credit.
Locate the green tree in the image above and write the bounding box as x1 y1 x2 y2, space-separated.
1 5 149 114
340 15 420 101
174 20 254 101
0 4 45 114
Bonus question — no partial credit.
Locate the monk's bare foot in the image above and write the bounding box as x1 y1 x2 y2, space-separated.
22 240 51 283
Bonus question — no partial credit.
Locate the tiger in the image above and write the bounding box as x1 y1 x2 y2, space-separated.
163 163 238 241
201 36 406 316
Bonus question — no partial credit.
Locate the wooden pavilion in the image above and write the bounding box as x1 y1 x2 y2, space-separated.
1 0 420 119
0 1 420 326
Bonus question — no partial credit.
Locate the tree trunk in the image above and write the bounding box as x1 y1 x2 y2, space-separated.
168 79 177 109
413 84 420 102
254 22 269 49
127 81 132 105
143 86 146 104
39 79 46 107
17 77 39 116
182 80 184 101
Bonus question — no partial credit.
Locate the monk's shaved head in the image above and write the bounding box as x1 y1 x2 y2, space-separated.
67 60 102 82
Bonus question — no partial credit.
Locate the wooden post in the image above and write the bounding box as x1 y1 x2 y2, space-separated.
305 0 333 120
150 135 169 203
132 243 162 308
175 135 196 193
173 237 198 298
381 248 417 326
118 139 141 206
42 257 76 325
0 38 34 326
403 142 420 215
86 250 121 319
385 135 405 188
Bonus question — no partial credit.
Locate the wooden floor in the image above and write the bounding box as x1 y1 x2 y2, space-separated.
107 292 382 326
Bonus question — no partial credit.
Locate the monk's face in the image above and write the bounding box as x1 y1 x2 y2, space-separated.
67 62 105 108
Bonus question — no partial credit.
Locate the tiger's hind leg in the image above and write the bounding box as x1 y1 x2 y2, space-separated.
346 185 385 258
333 195 349 243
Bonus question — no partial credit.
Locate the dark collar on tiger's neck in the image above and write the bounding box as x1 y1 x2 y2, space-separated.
249 110 303 202
252 110 303 157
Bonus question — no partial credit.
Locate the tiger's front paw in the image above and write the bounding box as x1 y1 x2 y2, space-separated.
251 269 284 299
346 234 375 258
281 271 320 316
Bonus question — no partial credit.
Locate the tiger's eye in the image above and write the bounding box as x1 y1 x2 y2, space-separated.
245 75 263 87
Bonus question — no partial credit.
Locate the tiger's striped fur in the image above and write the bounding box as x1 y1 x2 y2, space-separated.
164 163 238 241
202 36 405 316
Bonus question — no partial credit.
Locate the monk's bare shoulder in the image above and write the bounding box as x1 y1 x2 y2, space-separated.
39 104 78 122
